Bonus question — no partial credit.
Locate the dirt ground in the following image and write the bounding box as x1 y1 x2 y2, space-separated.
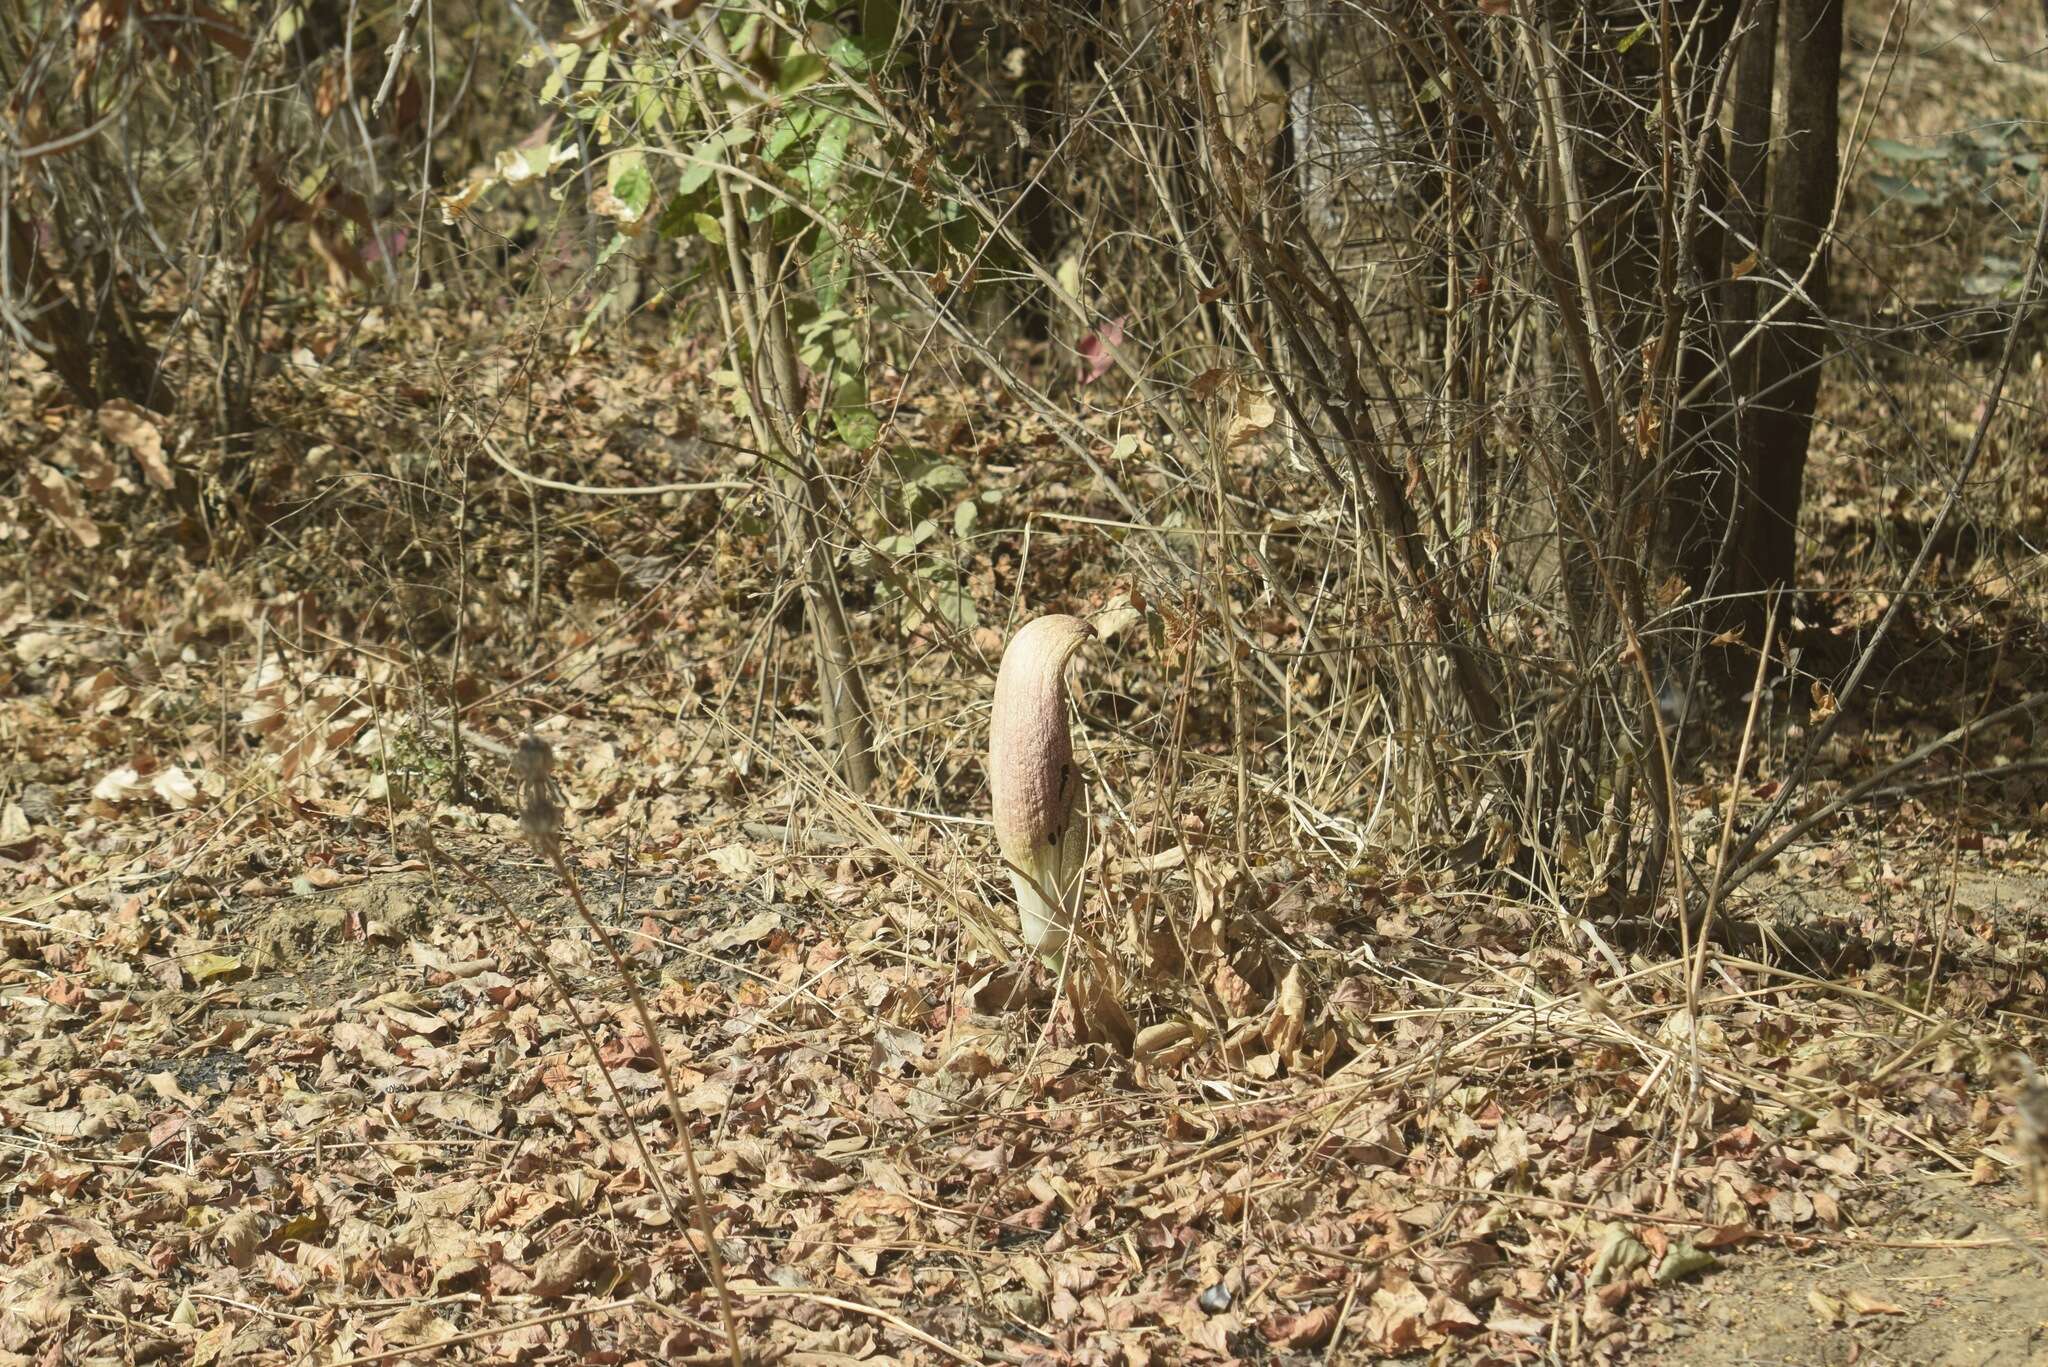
1636 853 2048 1367
1648 1178 2048 1367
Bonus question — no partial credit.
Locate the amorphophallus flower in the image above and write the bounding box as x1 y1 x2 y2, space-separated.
989 614 1097 961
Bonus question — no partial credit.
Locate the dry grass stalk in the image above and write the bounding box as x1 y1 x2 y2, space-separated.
513 736 745 1367
2013 1055 2048 1221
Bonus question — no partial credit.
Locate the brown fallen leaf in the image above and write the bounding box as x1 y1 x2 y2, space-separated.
1262 1300 1341 1348
1843 1288 1906 1316
189 1321 234 1367
143 1071 200 1109
25 462 98 548
374 1304 458 1346
213 1210 263 1268
529 1239 611 1298
98 400 175 489
1213 958 1264 1018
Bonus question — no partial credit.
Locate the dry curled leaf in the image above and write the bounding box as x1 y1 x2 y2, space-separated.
213 1210 263 1268
26 462 98 548
528 1239 610 1298
1226 386 1277 448
97 401 174 488
1843 1288 1906 1316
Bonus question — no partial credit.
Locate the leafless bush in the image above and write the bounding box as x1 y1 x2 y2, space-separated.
1 0 515 485
834 0 2048 937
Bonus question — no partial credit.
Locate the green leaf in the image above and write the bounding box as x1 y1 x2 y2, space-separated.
190 953 245 983
609 156 652 214
1963 254 2024 297
882 449 970 518
581 45 610 97
799 314 859 371
833 405 881 450
764 116 802 166
1964 120 2023 151
953 499 978 539
811 236 850 310
496 138 575 187
860 0 901 51
1869 173 1938 207
655 193 699 239
678 128 754 196
693 212 726 244
632 60 664 126
1653 1243 1721 1285
1868 136 1947 163
570 286 618 351
780 52 828 93
799 114 855 194
828 35 870 74
678 158 716 197
913 462 968 495
876 520 936 556
941 212 979 253
932 580 979 629
798 307 852 338
832 326 862 370
1616 20 1650 52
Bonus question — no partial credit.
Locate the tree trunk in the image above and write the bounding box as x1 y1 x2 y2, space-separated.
780 472 880 797
1735 0 1840 620
3 207 98 404
1655 0 1752 629
1676 0 1777 619
1667 0 1838 645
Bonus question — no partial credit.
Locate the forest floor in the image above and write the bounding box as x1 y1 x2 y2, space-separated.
4 725 2048 1364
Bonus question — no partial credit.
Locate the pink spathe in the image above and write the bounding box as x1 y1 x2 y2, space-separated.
989 614 1095 958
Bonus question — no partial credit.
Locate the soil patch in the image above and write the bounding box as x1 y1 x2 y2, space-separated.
1647 1179 2048 1366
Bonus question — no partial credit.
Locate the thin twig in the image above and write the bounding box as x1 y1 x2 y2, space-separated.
369 0 428 117
513 738 745 1367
